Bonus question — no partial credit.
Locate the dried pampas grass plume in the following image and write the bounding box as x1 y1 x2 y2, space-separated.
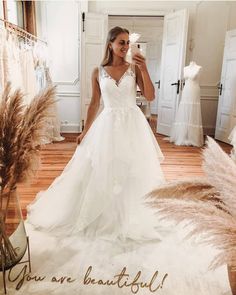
148 136 236 270
149 179 220 202
10 86 57 188
0 84 25 191
0 83 57 273
0 83 57 192
203 137 236 218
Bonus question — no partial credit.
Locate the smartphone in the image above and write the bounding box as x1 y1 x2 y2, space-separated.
131 44 141 58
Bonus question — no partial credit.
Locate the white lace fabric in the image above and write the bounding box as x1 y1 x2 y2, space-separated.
170 65 204 147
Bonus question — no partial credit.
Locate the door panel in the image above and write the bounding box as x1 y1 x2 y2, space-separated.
157 9 189 136
80 12 108 130
215 29 236 143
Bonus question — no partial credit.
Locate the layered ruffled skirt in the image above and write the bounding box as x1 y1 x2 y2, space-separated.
28 106 165 241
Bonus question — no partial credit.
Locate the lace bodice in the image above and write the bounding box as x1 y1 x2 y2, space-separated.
184 64 201 84
99 64 137 108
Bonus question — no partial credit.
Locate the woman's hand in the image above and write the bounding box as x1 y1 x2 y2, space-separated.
134 53 155 101
132 52 147 72
76 133 86 145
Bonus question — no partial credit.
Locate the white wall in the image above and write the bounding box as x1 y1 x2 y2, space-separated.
34 1 236 135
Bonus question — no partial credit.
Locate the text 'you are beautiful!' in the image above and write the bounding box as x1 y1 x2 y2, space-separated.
7 263 168 294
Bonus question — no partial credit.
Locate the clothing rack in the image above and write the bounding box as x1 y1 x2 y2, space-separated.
0 17 47 45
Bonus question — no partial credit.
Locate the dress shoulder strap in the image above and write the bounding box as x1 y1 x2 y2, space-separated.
130 63 136 77
98 66 103 83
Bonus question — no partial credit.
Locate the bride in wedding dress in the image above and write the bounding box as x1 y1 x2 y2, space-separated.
10 27 230 295
27 26 165 241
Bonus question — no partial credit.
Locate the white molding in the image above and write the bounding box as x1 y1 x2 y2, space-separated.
57 92 80 97
61 123 81 133
55 78 80 85
200 95 218 100
203 126 215 136
200 81 220 87
199 84 219 101
108 10 168 17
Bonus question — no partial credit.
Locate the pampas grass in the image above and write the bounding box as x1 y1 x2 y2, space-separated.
0 84 25 192
10 85 57 187
0 83 57 270
148 136 236 270
0 83 57 192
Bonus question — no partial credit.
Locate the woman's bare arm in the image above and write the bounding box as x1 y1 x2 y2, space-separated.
133 53 155 101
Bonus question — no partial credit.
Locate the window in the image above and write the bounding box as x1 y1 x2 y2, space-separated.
4 0 24 28
3 0 36 35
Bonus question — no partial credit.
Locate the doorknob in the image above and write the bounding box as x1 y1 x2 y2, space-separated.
171 79 180 94
155 80 160 89
218 83 223 95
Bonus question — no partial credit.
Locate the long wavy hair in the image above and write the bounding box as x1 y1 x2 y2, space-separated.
101 26 129 67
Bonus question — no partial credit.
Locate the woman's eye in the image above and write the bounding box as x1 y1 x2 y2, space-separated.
120 41 129 45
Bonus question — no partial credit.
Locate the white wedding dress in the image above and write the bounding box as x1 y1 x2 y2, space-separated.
27 64 165 241
8 64 230 295
229 126 236 161
170 63 204 147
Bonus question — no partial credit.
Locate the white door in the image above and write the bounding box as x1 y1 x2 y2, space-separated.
157 9 189 136
80 12 108 130
215 29 236 143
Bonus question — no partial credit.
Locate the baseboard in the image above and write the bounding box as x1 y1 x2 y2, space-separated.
61 123 82 133
203 126 215 136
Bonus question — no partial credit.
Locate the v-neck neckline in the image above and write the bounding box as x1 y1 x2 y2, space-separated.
102 64 131 86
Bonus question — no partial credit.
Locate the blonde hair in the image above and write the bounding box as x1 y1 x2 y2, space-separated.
101 26 129 67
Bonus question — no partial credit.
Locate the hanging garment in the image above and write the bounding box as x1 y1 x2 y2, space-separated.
35 64 47 93
170 62 204 147
20 46 37 105
229 126 236 160
35 65 64 144
6 33 23 93
0 28 8 95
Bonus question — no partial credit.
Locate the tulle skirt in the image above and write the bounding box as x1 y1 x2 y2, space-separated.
170 81 204 147
27 106 165 241
229 125 236 160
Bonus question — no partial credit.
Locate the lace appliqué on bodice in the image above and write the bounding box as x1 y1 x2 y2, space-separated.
99 64 135 86
184 65 201 83
98 63 137 109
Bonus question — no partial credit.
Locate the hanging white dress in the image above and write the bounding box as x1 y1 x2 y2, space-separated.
170 63 204 147
20 45 37 105
0 28 8 96
229 126 236 160
27 64 165 241
34 43 64 144
6 34 23 93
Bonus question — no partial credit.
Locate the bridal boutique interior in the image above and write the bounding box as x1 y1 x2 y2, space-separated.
1 1 236 295
23 0 236 144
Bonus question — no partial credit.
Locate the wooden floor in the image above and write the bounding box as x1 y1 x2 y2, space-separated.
18 120 231 218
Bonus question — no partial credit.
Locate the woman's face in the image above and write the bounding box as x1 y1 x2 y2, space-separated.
110 32 130 59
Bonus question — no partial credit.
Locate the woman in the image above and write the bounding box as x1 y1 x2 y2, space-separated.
27 26 165 241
